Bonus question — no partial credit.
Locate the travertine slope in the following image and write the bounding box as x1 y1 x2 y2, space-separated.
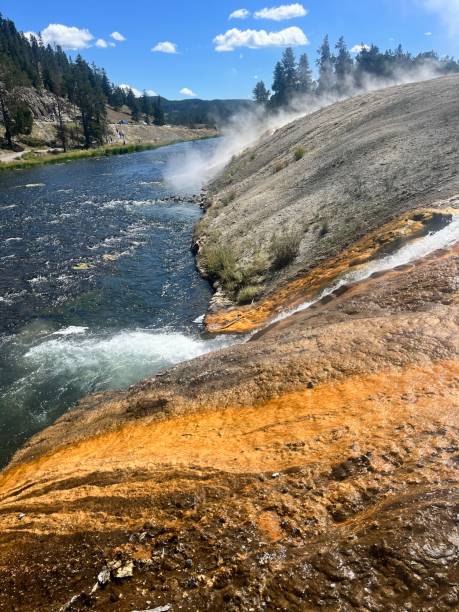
0 78 458 612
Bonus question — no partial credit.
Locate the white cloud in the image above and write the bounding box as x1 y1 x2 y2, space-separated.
424 30 433 35
146 89 158 96
180 87 197 97
119 84 142 97
96 38 108 48
108 41 116 47
420 0 459 36
351 43 371 54
110 31 126 42
41 23 94 49
254 3 307 21
152 41 178 53
229 8 250 19
214 26 308 51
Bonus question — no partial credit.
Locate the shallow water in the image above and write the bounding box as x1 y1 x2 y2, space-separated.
0 140 226 467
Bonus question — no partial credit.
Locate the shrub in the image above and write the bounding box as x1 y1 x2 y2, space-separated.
270 230 302 270
294 146 305 161
237 285 262 305
221 191 236 206
205 246 241 289
249 153 256 161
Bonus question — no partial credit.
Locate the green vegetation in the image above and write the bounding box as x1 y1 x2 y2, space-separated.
0 136 215 171
237 285 262 305
221 191 236 206
205 246 240 291
254 39 459 110
203 242 268 303
270 229 302 270
294 146 305 161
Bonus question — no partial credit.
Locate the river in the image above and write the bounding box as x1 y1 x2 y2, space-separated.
0 139 227 467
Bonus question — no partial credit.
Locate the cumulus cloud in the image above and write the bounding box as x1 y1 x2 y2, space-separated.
424 30 433 35
214 26 308 51
229 8 250 19
146 89 158 96
96 38 108 48
254 3 308 21
152 41 178 53
41 23 94 49
180 87 197 97
351 43 371 54
420 0 459 36
110 31 126 41
119 84 142 97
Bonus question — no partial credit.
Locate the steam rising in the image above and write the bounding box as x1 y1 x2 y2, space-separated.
164 63 448 193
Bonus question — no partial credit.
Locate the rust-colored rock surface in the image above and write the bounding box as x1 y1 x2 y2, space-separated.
0 237 457 611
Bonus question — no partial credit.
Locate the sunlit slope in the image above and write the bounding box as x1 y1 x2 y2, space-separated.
196 75 459 308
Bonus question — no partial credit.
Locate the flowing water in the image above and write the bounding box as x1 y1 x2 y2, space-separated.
0 139 229 467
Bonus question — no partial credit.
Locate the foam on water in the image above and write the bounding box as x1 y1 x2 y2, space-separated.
19 329 231 394
275 216 459 322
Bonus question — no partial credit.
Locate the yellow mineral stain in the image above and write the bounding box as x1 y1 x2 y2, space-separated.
0 360 457 531
205 208 454 333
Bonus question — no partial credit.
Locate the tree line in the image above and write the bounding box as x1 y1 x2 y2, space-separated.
0 13 165 149
254 35 459 109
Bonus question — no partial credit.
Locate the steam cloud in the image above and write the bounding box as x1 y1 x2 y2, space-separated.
164 62 449 193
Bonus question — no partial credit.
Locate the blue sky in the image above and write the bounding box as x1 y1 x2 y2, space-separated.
3 1 459 100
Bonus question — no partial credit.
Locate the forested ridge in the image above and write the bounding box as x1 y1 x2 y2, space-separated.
253 35 459 107
0 13 248 149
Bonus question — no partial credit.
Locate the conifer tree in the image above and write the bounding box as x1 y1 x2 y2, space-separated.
270 61 286 108
153 98 165 126
317 35 335 94
253 81 270 104
296 53 314 94
281 47 297 99
334 36 353 93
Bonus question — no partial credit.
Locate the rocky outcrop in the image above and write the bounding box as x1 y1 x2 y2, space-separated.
0 78 458 611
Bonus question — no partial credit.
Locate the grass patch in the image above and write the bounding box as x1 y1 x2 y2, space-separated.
221 191 236 206
205 245 241 291
270 229 302 270
294 146 305 161
237 285 262 305
0 134 217 172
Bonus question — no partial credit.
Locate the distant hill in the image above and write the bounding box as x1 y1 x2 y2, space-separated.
158 98 253 126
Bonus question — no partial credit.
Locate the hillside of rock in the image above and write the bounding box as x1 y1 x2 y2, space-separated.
196 75 459 318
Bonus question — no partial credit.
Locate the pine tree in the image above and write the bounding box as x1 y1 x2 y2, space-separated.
10 101 33 136
0 80 13 148
296 53 314 94
153 98 165 126
317 35 335 95
281 47 297 99
270 61 286 108
253 81 270 105
334 37 353 93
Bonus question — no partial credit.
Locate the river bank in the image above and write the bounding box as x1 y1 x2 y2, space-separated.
0 127 217 171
